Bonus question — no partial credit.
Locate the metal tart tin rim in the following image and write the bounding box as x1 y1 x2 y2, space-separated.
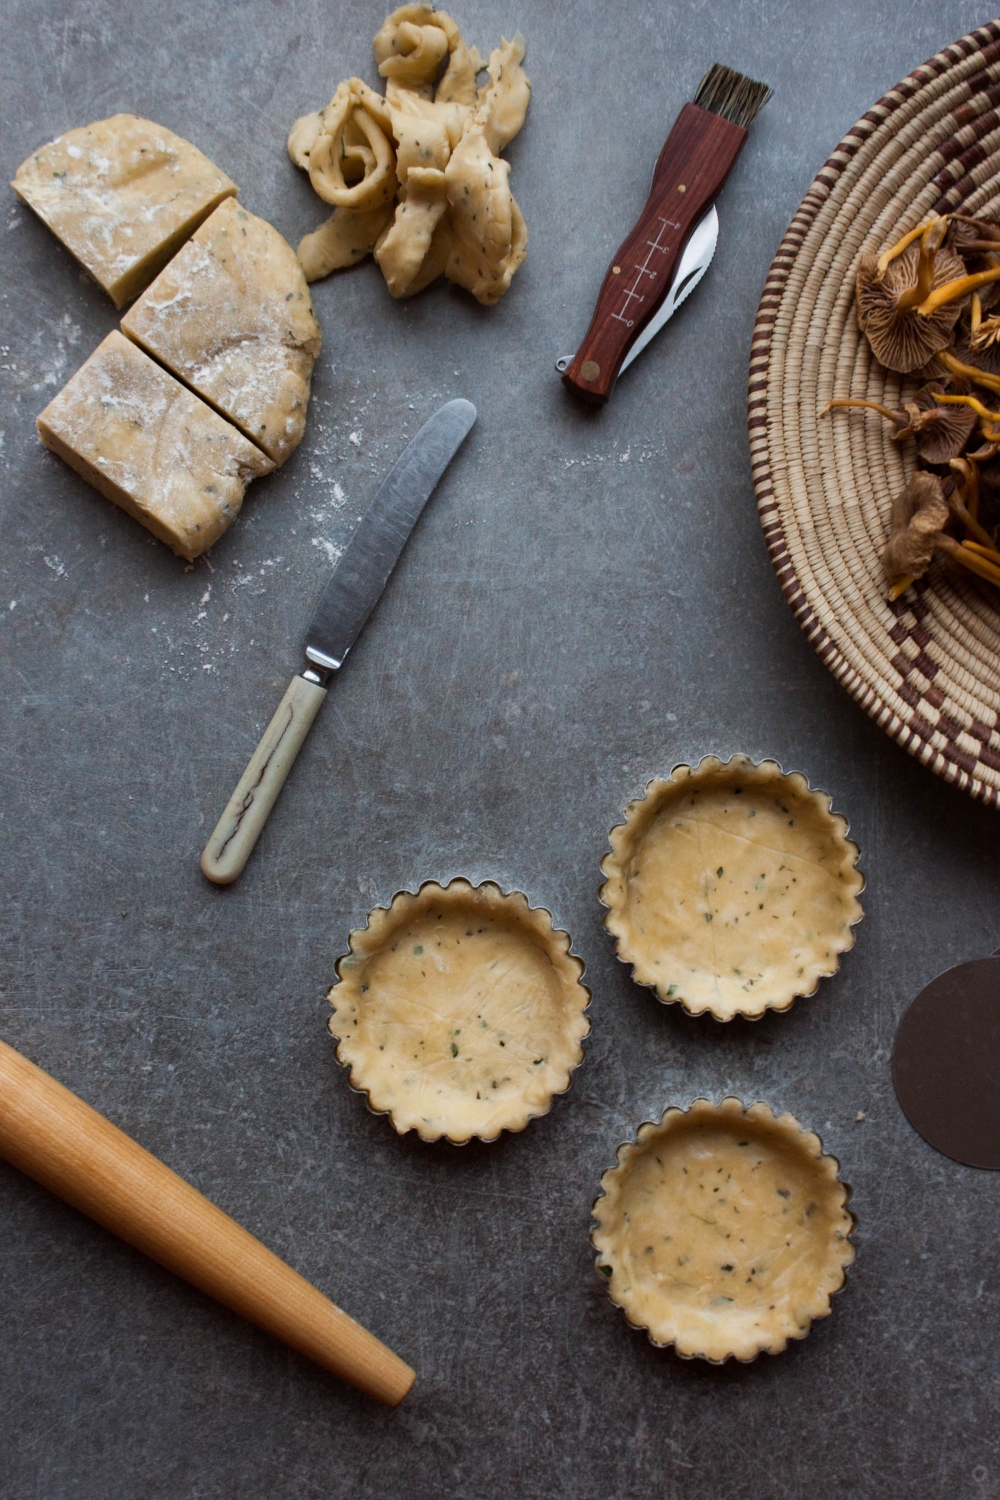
327 876 592 1146
598 753 866 1022
589 1095 857 1363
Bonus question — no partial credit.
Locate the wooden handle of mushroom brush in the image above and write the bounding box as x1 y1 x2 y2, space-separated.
562 103 747 403
0 1037 415 1406
200 673 327 885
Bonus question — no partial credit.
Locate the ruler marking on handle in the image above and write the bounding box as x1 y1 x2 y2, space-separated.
614 217 682 322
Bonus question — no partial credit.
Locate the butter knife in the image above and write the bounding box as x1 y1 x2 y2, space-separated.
200 398 477 885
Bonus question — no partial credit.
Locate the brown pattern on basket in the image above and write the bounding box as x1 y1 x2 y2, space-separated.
749 22 1000 806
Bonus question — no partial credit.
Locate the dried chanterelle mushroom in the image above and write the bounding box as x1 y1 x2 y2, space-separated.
821 381 977 466
856 218 968 373
826 209 1000 600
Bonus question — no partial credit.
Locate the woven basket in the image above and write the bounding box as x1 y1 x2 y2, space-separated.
749 21 1000 807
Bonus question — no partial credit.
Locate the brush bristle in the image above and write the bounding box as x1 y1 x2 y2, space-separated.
693 63 771 129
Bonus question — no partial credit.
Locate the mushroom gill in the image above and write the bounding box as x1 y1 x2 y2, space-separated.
857 226 968 372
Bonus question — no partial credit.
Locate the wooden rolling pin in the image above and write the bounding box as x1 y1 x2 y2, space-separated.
0 1037 414 1405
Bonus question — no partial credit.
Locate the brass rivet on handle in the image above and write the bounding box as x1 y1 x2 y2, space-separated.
612 266 621 274
581 361 601 381
678 183 687 192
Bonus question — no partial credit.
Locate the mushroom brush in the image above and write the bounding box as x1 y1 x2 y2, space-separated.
0 1036 415 1405
559 63 771 404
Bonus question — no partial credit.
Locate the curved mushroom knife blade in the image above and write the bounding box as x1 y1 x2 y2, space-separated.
560 64 770 404
200 398 477 885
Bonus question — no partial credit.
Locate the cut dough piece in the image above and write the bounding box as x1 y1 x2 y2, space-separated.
328 879 590 1143
600 756 864 1020
121 199 322 467
591 1099 855 1363
37 331 273 560
13 115 237 308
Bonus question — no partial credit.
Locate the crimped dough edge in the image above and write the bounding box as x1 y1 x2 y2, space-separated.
599 755 864 1020
590 1097 856 1363
328 878 590 1143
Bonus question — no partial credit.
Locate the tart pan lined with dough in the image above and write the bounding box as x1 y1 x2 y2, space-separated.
600 756 864 1021
591 1098 855 1363
328 879 590 1143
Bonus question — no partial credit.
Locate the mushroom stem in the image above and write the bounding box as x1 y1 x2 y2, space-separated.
971 292 983 337
888 574 916 601
938 533 1000 587
897 219 950 311
948 481 993 549
950 456 981 524
821 397 901 423
876 218 944 278
963 539 1000 564
917 265 1000 317
938 349 1000 396
932 393 1000 423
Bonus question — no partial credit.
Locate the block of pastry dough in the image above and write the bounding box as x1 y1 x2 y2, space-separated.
122 199 321 466
13 115 237 307
37 331 273 560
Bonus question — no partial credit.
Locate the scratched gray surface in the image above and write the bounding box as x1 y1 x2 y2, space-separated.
1 2 998 1496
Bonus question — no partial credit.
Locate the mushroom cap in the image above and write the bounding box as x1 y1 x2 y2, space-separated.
949 214 1000 310
856 242 967 373
901 384 978 464
954 323 1000 376
883 471 950 584
949 212 1000 252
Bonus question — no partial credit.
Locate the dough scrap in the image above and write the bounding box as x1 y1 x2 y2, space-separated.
374 167 449 297
37 330 273 560
122 198 321 466
373 4 453 85
328 880 590 1143
289 9 529 303
13 114 236 307
443 124 527 304
591 1099 855 1363
600 756 864 1020
297 201 397 281
305 78 396 209
473 33 531 156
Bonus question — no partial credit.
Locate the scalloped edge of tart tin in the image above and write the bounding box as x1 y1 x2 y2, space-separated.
590 1097 856 1364
327 877 591 1145
599 754 865 1021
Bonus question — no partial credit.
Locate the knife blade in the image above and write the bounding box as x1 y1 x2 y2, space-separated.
200 398 477 885
554 207 718 381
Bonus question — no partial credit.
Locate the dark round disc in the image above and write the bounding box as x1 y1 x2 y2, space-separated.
892 956 1000 1170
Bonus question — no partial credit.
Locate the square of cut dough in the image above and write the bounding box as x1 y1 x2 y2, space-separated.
122 198 322 465
37 331 273 560
13 115 237 307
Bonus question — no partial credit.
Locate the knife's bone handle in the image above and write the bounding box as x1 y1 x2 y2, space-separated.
0 1037 415 1404
200 673 327 885
562 103 747 403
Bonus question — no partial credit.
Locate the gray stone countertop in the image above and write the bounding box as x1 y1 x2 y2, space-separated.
1 2 998 1496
